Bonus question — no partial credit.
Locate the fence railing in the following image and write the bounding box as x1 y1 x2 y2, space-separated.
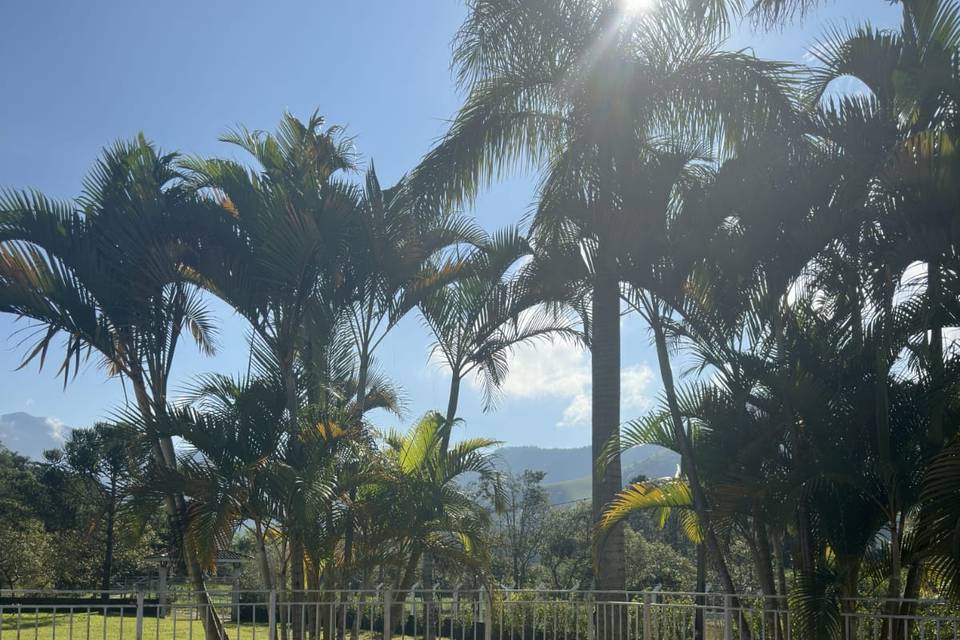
1 589 957 640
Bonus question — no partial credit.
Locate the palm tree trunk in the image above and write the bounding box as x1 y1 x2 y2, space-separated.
283 357 306 640
440 373 461 453
895 561 923 640
255 520 274 591
422 552 437 640
753 520 779 640
101 473 117 595
131 376 227 640
290 533 306 640
389 547 423 635
695 543 706 640
883 510 904 629
425 372 461 640
754 520 777 599
648 303 752 640
928 256 945 447
279 542 290 640
592 263 625 594
773 535 788 601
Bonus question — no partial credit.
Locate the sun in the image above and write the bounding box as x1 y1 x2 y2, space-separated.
621 0 656 15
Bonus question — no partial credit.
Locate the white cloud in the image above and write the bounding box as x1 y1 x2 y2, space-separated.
475 340 656 429
559 393 591 428
622 365 654 412
497 339 589 400
44 417 68 442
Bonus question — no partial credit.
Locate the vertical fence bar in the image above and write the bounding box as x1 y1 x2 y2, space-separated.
642 594 651 640
136 589 145 640
724 595 733 640
268 590 277 640
384 590 392 640
483 591 492 640
587 594 595 640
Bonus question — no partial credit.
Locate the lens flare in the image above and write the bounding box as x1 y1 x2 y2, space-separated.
621 0 655 15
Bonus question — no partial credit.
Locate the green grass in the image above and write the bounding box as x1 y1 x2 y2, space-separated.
0 612 281 640
0 611 486 640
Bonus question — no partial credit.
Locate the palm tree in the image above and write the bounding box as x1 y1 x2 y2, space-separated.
807 0 960 454
0 136 227 640
143 369 288 589
372 411 504 633
342 166 480 616
417 228 574 639
802 0 960 613
182 110 361 640
419 228 577 451
409 0 795 592
349 164 483 419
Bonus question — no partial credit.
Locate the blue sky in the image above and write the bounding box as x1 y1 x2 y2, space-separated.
0 1 897 448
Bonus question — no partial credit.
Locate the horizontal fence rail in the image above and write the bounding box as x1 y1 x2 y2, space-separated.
1 589 957 640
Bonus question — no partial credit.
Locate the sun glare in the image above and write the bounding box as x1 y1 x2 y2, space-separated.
621 0 656 15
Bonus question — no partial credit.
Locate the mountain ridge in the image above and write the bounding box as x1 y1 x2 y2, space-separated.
494 443 679 503
0 412 679 503
0 411 73 460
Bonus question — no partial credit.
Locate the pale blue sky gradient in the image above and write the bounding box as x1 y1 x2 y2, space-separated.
0 1 897 447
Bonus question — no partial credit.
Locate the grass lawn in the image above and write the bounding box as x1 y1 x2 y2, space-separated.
0 611 479 640
0 611 470 640
0 612 345 640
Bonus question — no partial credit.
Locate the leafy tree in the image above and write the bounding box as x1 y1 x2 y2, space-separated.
481 470 550 588
0 137 226 639
624 526 696 591
183 111 361 638
538 502 593 590
411 0 795 596
56 423 135 591
0 518 54 589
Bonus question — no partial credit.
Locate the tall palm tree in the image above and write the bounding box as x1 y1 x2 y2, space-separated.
0 136 227 640
141 369 288 589
342 166 479 624
183 110 361 640
417 228 574 639
409 0 795 591
349 164 483 419
804 0 960 613
419 228 578 452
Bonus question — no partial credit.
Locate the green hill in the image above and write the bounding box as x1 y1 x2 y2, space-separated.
494 444 679 505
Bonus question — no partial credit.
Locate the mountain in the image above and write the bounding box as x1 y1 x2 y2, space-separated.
494 444 679 504
0 412 73 460
0 412 678 504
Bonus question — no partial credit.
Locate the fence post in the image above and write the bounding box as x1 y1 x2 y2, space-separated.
724 594 733 640
268 590 277 640
587 593 595 640
643 593 652 640
383 589 392 640
136 588 145 640
483 590 492 640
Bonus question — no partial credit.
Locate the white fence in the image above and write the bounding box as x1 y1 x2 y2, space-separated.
1 589 957 640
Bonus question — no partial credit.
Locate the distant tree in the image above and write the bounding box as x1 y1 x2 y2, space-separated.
0 518 54 589
624 526 696 591
539 502 593 590
482 470 550 588
0 444 42 521
0 445 52 588
58 423 135 592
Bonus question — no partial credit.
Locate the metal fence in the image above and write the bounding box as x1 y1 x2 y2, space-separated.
1 589 957 640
